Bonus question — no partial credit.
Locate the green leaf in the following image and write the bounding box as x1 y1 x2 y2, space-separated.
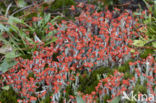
0 24 8 31
76 96 85 103
1 85 10 90
152 42 156 51
143 0 150 10
9 24 19 32
110 96 120 103
0 45 13 54
47 30 57 37
134 12 142 16
50 16 61 24
0 36 9 45
130 49 135 53
5 51 20 59
0 58 17 73
133 40 146 47
44 13 51 24
97 74 100 80
44 37 57 46
16 0 27 8
5 3 12 17
152 42 156 48
8 16 22 24
26 36 34 44
52 37 57 42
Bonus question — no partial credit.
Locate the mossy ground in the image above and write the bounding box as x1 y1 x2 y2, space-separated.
78 67 113 94
0 88 19 103
140 49 154 59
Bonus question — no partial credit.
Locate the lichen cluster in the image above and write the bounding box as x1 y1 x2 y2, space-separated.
0 2 155 103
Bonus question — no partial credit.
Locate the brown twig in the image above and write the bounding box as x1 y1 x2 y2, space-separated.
132 45 156 50
114 2 131 7
0 20 8 25
0 56 4 62
11 4 34 16
18 2 46 19
0 16 8 20
144 40 156 46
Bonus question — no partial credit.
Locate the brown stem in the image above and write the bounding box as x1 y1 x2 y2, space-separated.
144 40 156 46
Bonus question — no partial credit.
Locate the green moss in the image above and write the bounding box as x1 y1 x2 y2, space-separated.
140 49 154 59
123 72 133 79
146 17 156 40
78 59 134 94
136 78 141 85
50 0 75 11
0 88 19 103
52 53 59 62
78 67 113 94
40 94 51 103
118 60 133 73
58 85 75 102
27 72 36 80
143 80 147 86
133 84 147 94
118 65 127 72
103 95 111 103
65 85 75 99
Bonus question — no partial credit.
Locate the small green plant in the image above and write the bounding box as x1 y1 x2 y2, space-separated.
118 60 133 72
39 94 51 103
0 16 37 57
140 49 154 59
78 67 113 94
50 0 75 11
30 13 59 46
0 88 19 103
133 0 156 50
0 14 59 73
133 85 147 94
